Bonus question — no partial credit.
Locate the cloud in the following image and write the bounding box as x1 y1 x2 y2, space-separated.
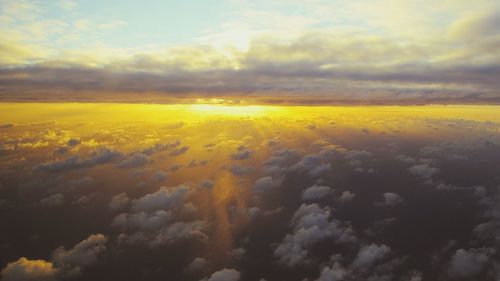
150 220 208 246
291 148 338 177
112 210 172 231
186 257 207 273
116 153 150 168
52 233 108 270
204 268 241 281
394 154 416 164
408 164 439 180
170 146 189 156
274 204 356 266
1 235 107 280
142 141 181 155
229 164 254 176
262 148 300 176
67 138 80 146
338 191 356 204
1 0 500 103
40 193 64 207
450 9 500 41
35 147 122 173
316 262 346 281
109 193 130 210
227 247 246 260
131 185 190 212
151 170 167 182
447 248 495 278
1 257 58 281
253 176 277 192
351 243 391 269
381 192 403 206
230 146 253 160
302 185 332 200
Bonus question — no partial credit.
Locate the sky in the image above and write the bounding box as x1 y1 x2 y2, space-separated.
1 0 500 103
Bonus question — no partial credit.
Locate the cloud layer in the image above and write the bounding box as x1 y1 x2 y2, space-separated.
0 0 500 103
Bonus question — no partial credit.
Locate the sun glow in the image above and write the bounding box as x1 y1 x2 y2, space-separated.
188 104 275 116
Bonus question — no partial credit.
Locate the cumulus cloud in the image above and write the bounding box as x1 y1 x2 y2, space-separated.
52 233 108 270
230 145 253 160
395 154 416 164
150 220 208 246
302 185 332 200
227 247 246 260
40 193 64 207
351 243 391 269
262 148 300 176
253 176 277 192
1 257 58 281
291 148 340 177
186 257 207 273
275 204 356 266
35 147 122 173
316 262 346 281
108 192 130 210
338 191 356 204
408 164 439 180
1 234 108 280
67 138 80 146
381 192 403 206
170 146 189 156
447 248 495 279
142 141 181 156
151 170 167 182
204 268 240 281
229 164 254 176
131 185 190 212
112 210 172 231
116 153 150 168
